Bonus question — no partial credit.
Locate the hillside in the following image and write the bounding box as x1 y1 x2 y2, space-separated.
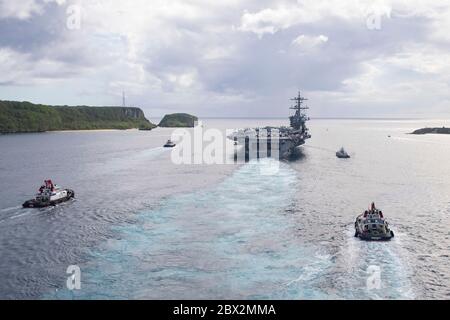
158 113 198 127
0 100 156 133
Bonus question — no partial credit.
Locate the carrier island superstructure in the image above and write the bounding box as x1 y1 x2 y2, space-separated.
228 91 311 160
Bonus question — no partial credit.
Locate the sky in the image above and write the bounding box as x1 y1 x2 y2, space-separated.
1 0 450 118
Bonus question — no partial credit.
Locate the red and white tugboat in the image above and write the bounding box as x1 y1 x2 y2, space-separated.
354 202 394 241
22 180 75 208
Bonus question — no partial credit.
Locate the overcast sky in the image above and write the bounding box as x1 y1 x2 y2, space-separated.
1 0 450 118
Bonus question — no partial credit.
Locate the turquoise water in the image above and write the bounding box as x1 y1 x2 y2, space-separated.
53 159 333 299
52 157 414 300
2 119 450 299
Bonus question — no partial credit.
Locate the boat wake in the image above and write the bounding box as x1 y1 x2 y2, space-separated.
49 158 333 300
0 208 33 223
0 206 21 213
0 198 77 224
337 226 415 299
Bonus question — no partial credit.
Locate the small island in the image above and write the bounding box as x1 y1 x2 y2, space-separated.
0 100 156 133
158 113 198 128
411 127 450 135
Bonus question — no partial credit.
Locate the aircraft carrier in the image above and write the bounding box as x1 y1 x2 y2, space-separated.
228 91 311 160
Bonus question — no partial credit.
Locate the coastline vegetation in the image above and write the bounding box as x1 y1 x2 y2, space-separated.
0 100 156 133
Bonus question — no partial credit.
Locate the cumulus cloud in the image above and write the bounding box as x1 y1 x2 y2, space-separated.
0 0 65 20
291 34 328 50
0 0 43 20
1 0 450 117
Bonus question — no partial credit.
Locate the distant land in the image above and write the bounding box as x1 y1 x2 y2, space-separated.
411 127 450 135
0 100 156 133
158 113 198 127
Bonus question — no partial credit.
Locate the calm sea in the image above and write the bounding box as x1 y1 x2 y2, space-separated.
0 118 449 299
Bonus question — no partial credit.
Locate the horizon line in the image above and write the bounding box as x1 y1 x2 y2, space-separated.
162 116 450 121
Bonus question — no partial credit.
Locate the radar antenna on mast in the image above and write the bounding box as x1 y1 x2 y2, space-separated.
289 91 309 130
290 91 309 112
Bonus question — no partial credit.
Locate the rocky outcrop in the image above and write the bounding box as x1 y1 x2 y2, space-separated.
158 113 198 128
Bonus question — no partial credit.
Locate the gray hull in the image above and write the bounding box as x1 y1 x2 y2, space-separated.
241 136 305 160
228 91 311 160
354 212 394 241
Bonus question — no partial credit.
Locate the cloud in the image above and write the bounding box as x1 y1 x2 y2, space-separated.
0 46 88 86
1 0 450 117
0 0 65 20
0 0 43 20
238 0 388 38
291 34 328 50
239 6 307 37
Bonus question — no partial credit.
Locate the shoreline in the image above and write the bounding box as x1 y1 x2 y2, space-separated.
411 127 450 135
0 128 150 135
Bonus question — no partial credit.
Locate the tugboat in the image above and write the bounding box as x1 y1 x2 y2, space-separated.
354 203 394 241
22 180 75 208
336 147 350 158
163 139 176 148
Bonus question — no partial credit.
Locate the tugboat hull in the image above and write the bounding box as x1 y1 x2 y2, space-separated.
354 204 394 241
354 216 394 241
163 139 176 148
336 153 350 159
355 229 394 241
23 189 75 208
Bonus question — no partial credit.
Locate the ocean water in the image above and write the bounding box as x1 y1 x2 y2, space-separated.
0 119 449 299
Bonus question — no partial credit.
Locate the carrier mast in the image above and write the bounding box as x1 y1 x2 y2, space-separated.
289 91 309 130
